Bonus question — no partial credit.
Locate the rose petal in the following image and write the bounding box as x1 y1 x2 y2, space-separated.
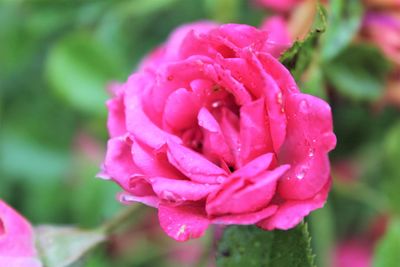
158 203 210 241
278 93 336 200
231 153 275 179
166 140 228 184
0 200 37 258
239 98 274 164
149 177 219 202
103 136 141 191
118 192 160 208
131 140 184 178
163 88 200 131
106 83 126 138
206 164 289 215
124 74 182 148
212 205 278 225
258 180 331 230
198 108 233 164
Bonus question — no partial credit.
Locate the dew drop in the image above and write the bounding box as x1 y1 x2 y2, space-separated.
276 92 283 105
216 176 225 184
299 99 309 113
167 75 174 81
212 100 223 108
296 171 305 180
308 148 315 157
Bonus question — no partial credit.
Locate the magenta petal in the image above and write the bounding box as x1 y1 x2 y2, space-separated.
163 88 200 131
166 140 228 184
198 108 233 164
158 203 210 241
258 180 331 230
231 153 274 179
118 192 160 208
207 164 289 215
149 177 219 202
106 83 126 138
103 136 141 192
278 93 336 200
0 200 37 258
131 140 184 178
124 76 182 148
212 205 277 225
239 98 274 164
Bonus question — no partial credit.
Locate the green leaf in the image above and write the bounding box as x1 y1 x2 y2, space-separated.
35 226 106 267
373 218 400 267
323 44 391 100
381 122 400 214
217 223 315 267
321 0 363 61
280 4 327 81
46 32 124 116
205 0 240 23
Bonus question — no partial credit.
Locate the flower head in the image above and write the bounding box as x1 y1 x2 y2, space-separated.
101 22 336 241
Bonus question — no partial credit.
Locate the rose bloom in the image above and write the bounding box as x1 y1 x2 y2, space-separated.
101 22 336 241
0 200 42 267
362 11 400 66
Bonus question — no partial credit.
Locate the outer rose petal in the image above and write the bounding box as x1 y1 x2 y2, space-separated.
212 205 278 225
149 177 220 202
106 83 126 138
0 200 42 267
278 93 336 200
158 203 210 242
103 136 140 191
206 164 289 215
258 179 331 230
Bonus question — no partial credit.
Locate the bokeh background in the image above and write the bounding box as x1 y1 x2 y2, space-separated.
1 0 399 266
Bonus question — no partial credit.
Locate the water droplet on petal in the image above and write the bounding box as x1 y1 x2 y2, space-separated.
212 100 223 108
216 176 225 184
276 92 283 105
167 75 174 81
308 148 315 157
296 171 305 180
299 99 309 113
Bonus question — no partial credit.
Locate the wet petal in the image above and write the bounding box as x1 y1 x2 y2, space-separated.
132 139 184 178
278 93 336 200
149 177 219 202
106 83 126 138
166 141 228 184
163 88 200 131
158 203 210 241
207 164 289 215
198 108 233 164
212 205 277 225
103 136 141 191
258 180 331 230
239 98 274 164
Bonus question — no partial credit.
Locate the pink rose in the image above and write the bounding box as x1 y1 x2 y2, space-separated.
0 200 42 267
363 11 400 66
256 0 303 12
101 22 336 241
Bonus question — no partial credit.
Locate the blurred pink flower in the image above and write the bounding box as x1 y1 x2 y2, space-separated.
257 0 303 12
260 16 293 57
333 239 372 267
0 200 42 267
363 11 400 66
101 22 336 241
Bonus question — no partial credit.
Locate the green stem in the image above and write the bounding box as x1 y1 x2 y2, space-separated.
99 204 141 235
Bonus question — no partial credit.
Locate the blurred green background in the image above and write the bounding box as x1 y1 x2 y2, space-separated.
1 0 399 266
